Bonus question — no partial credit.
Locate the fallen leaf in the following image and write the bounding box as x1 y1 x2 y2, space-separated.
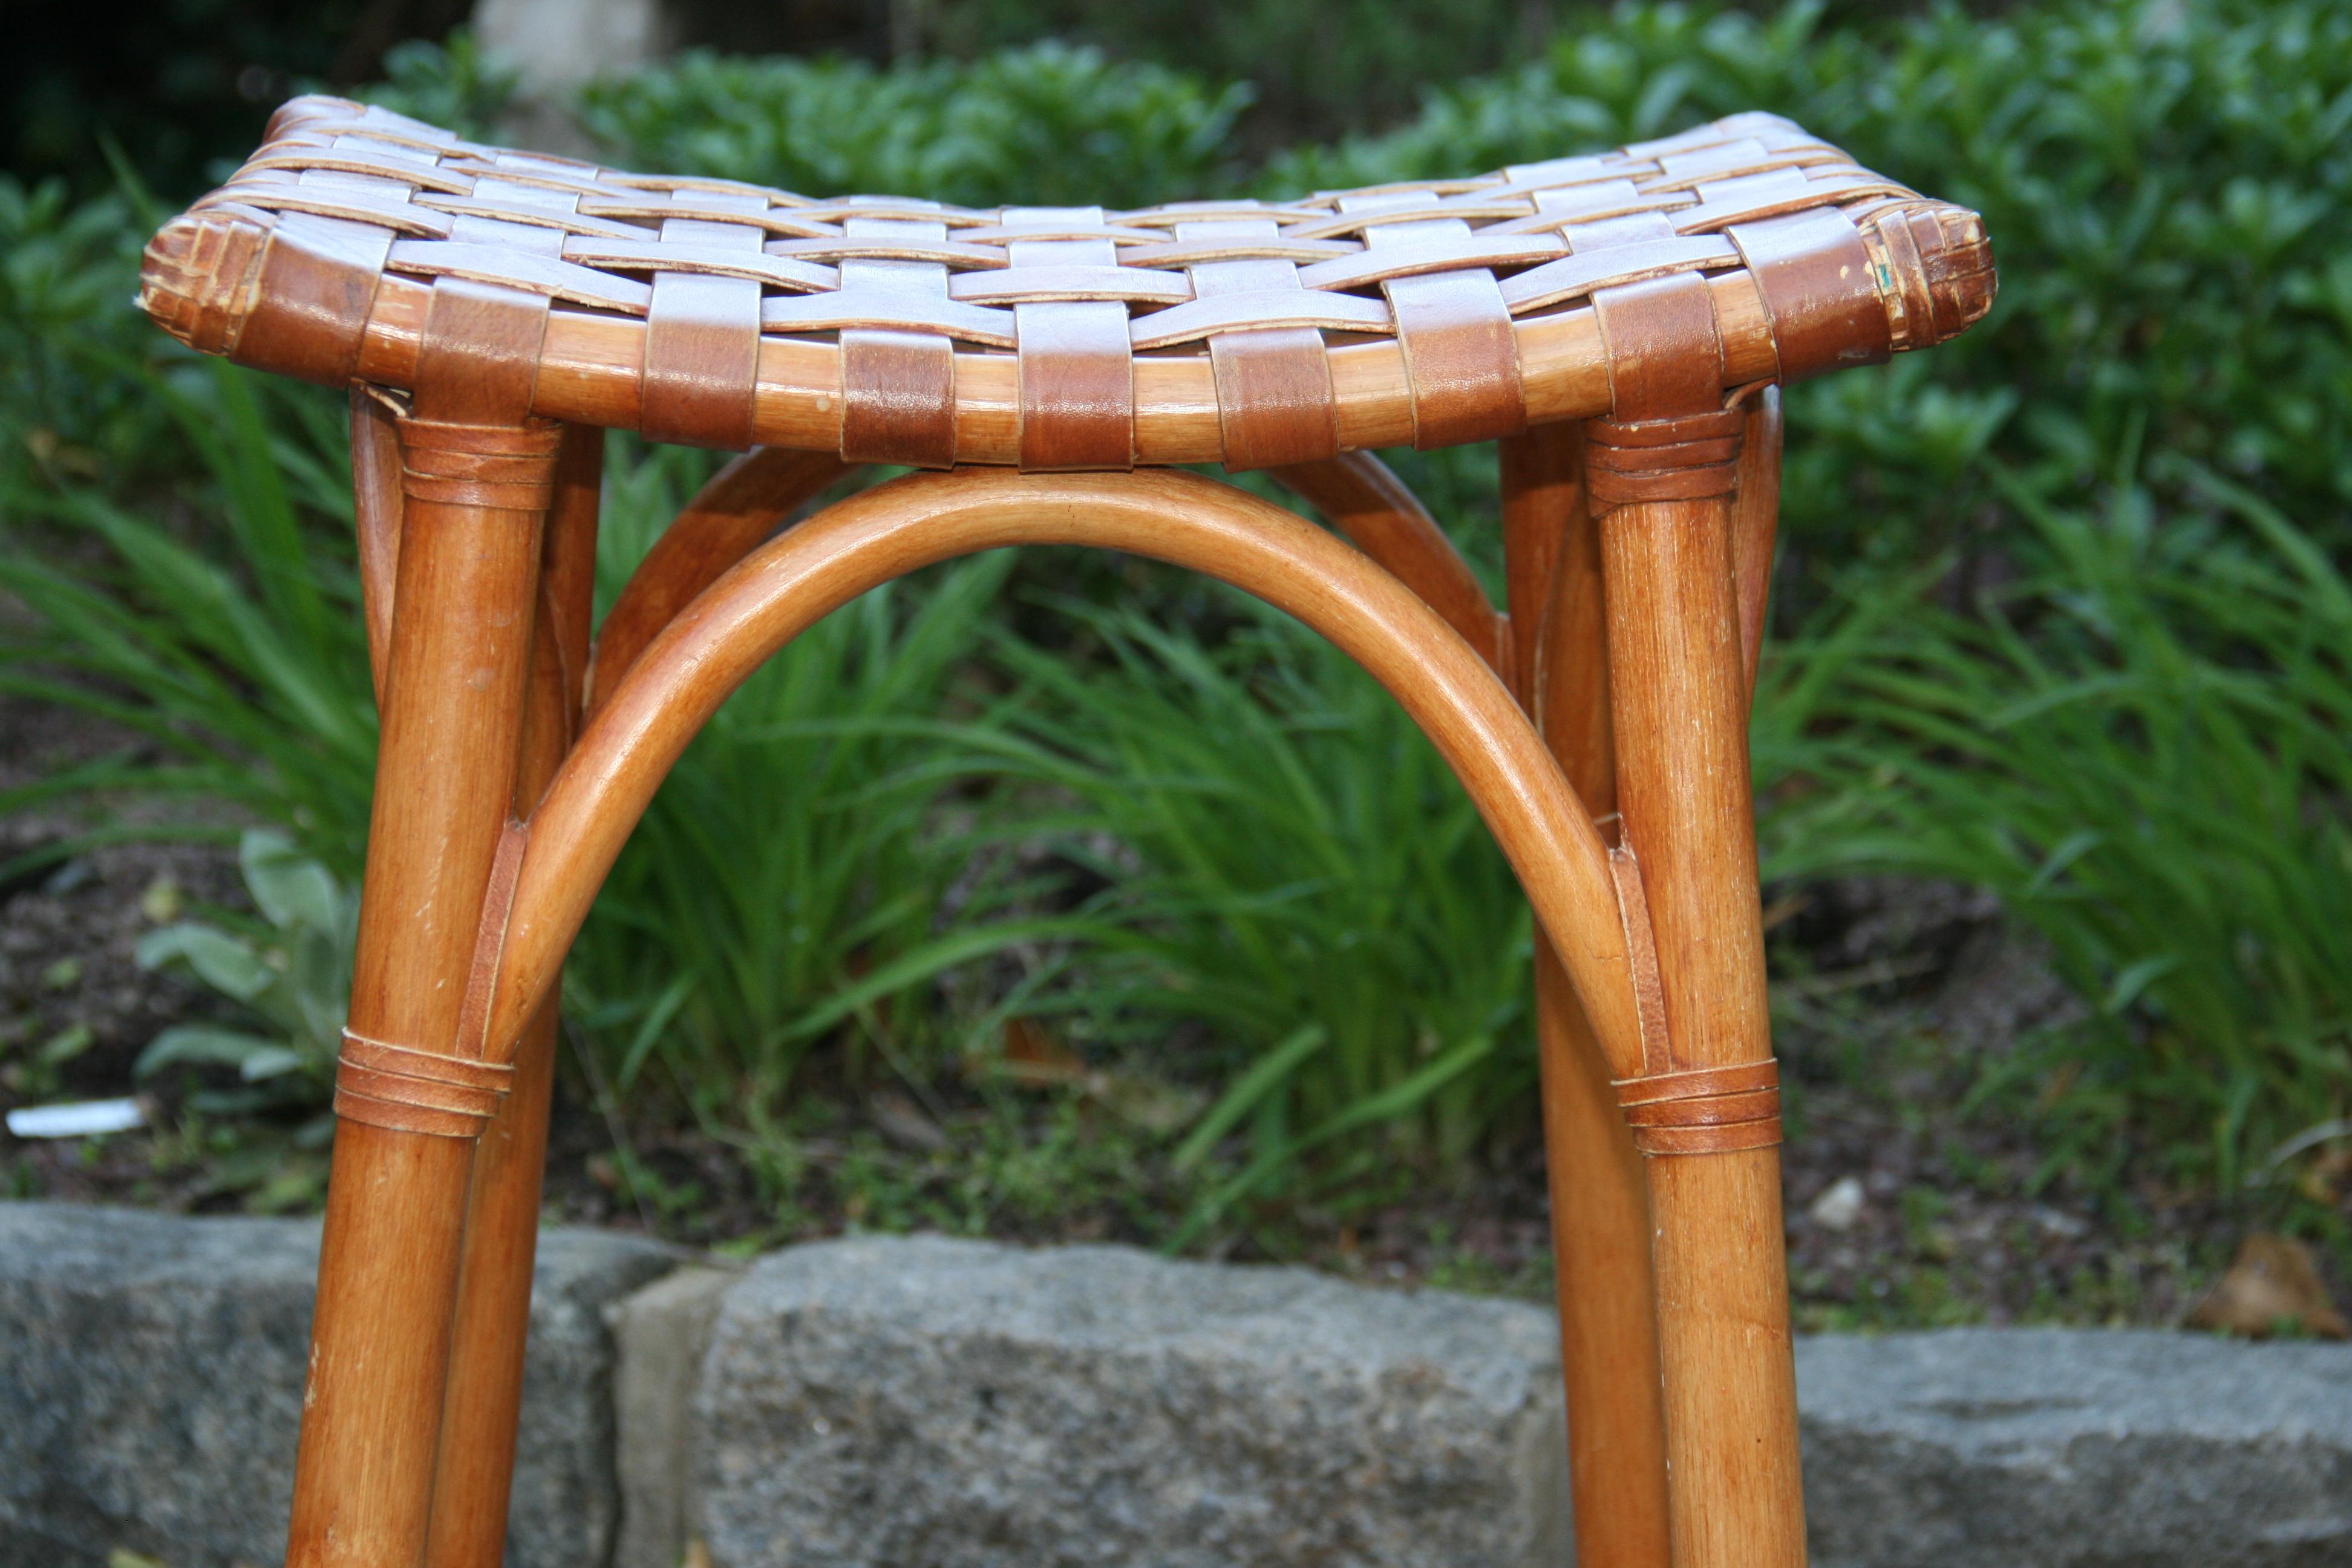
107 1550 168 1568
685 1541 714 1568
2186 1234 2350 1341
999 1016 1085 1086
2299 1143 2352 1206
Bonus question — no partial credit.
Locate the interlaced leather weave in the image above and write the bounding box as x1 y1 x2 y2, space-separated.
141 96 1993 471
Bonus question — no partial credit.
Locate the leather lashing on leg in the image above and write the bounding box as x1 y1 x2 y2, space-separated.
335 1028 515 1139
1611 1059 1782 1156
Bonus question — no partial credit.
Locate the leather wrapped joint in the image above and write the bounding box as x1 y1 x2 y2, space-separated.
1612 1059 1782 1156
1584 405 1748 510
334 1028 514 1139
397 415 566 511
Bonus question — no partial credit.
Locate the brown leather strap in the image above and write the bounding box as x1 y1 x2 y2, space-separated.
235 213 391 384
839 208 959 468
454 820 529 1062
1343 193 1526 450
351 387 405 701
1584 270 1743 509
1010 207 1134 471
412 275 549 425
1591 269 1724 423
396 416 565 510
1612 1059 1782 1155
1607 844 1673 1075
1584 406 1748 509
334 1027 515 1139
1175 214 1339 472
841 329 956 466
1727 206 1891 383
642 190 765 449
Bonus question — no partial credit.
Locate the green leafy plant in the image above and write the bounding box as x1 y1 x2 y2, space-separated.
355 30 523 142
577 40 1251 209
0 173 189 492
136 827 356 1114
963 595 1532 1236
1757 464 2352 1189
1272 0 2352 577
0 356 377 878
566 449 1085 1146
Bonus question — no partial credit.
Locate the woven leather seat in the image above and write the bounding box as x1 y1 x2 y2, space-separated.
141 95 1991 472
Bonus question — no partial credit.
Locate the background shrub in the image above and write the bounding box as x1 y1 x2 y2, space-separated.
3 0 2346 1225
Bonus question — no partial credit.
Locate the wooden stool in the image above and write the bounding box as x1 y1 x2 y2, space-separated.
139 97 1993 1568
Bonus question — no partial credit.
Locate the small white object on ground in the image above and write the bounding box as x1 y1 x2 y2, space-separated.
1809 1173 1867 1232
6 1097 146 1138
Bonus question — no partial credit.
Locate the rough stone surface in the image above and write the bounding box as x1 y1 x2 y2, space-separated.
612 1264 737 1568
691 1235 1572 1568
0 1200 676 1568
1797 1328 2352 1567
13 1204 2352 1568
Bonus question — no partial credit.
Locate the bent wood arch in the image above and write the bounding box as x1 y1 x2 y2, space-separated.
582 446 1503 712
480 466 1650 1082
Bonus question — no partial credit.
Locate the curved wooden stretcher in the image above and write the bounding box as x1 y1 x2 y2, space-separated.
139 94 1994 1568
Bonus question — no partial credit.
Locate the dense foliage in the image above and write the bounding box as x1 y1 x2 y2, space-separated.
2 0 2346 1235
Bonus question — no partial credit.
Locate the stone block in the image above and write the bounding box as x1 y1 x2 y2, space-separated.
690 1236 1572 1568
1797 1327 2352 1567
0 1200 675 1568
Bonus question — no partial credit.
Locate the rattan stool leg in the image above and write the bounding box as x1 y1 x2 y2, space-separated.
287 393 558 1566
1598 475 1805 1568
423 424 601 1568
1501 424 1673 1568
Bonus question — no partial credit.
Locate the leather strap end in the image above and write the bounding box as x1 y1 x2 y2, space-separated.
233 215 393 386
1207 326 1339 471
841 328 958 468
1015 299 1135 471
1728 206 1892 383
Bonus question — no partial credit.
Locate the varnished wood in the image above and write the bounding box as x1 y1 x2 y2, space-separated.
424 422 604 1568
287 407 555 1568
1271 451 1506 677
480 467 1651 1089
1599 488 1805 1568
1731 388 1783 694
1501 422 1673 1568
588 446 848 716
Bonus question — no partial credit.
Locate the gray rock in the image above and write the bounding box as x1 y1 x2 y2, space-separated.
1797 1328 2352 1567
612 1264 737 1568
690 1235 1571 1568
0 1200 676 1568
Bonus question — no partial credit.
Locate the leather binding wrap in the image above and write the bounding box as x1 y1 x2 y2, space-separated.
138 98 1996 470
1613 1060 1783 1156
334 1028 515 1140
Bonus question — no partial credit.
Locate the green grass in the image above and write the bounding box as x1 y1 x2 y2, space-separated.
566 446 1077 1150
1759 461 2352 1191
957 595 1534 1237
